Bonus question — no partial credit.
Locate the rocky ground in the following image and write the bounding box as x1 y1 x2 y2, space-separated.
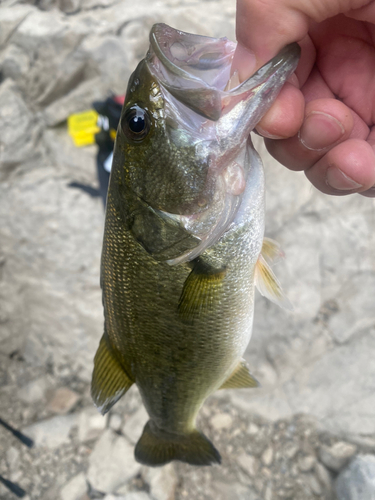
1 0 375 499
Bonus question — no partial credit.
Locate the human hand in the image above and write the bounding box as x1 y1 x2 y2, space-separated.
234 0 375 197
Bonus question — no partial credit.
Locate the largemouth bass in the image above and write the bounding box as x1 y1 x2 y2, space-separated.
91 23 300 467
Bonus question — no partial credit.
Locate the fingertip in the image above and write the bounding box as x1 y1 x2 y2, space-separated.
256 83 305 140
231 43 257 82
306 139 375 195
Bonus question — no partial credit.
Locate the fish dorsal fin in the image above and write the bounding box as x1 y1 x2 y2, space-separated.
178 259 226 323
255 252 293 311
219 359 259 390
91 333 134 415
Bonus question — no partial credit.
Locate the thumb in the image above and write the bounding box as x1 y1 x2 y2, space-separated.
233 0 374 80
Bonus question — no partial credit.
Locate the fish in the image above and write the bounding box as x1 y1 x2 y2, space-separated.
91 23 300 467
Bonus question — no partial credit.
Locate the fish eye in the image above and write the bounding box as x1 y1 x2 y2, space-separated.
121 105 150 142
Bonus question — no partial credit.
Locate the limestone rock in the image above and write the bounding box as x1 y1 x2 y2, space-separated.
78 407 107 442
46 387 80 414
0 79 42 175
298 455 316 472
335 455 375 500
42 77 109 127
109 413 122 433
87 429 141 493
319 442 357 472
104 494 151 500
122 406 148 445
211 481 261 500
142 464 178 500
210 412 233 431
261 446 274 466
18 376 51 403
23 414 78 448
6 447 20 470
0 5 34 47
60 473 87 500
237 452 258 476
315 462 333 493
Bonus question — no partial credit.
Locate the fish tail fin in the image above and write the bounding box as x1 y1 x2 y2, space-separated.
134 420 221 467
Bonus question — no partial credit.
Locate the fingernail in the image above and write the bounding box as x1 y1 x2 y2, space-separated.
299 112 345 151
326 167 363 191
231 43 256 82
256 125 284 140
287 73 299 88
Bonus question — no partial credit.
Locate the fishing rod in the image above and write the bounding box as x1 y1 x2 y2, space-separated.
0 417 34 498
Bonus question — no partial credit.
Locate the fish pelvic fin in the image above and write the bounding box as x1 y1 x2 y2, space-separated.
91 333 134 415
135 420 221 467
255 238 293 311
219 359 260 390
178 258 226 323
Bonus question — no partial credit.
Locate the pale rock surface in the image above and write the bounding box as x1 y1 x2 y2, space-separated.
23 414 78 448
210 412 233 431
335 455 375 500
6 447 20 470
237 452 258 476
298 455 316 472
0 79 43 174
104 494 151 500
211 481 261 500
59 472 87 500
142 464 178 500
122 405 148 444
319 441 357 472
87 429 141 493
78 406 108 442
315 462 333 494
109 413 123 432
46 387 80 414
261 446 274 466
17 376 52 403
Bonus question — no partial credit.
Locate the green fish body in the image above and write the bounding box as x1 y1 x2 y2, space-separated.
92 24 300 466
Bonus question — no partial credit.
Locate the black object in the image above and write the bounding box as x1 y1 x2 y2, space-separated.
68 181 101 198
0 475 26 498
92 96 123 207
0 417 34 448
0 418 33 498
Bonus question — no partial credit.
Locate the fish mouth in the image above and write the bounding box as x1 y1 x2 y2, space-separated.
147 23 300 123
143 24 300 265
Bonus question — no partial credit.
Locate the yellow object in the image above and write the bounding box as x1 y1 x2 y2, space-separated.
110 128 117 141
68 109 100 147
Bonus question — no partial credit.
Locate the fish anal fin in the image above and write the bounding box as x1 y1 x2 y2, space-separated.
178 259 226 323
135 420 221 466
255 254 293 311
219 360 260 390
91 333 134 415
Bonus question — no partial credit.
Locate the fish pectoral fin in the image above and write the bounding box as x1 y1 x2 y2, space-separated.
178 258 226 323
261 237 284 264
255 254 293 311
219 359 260 390
91 333 134 415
